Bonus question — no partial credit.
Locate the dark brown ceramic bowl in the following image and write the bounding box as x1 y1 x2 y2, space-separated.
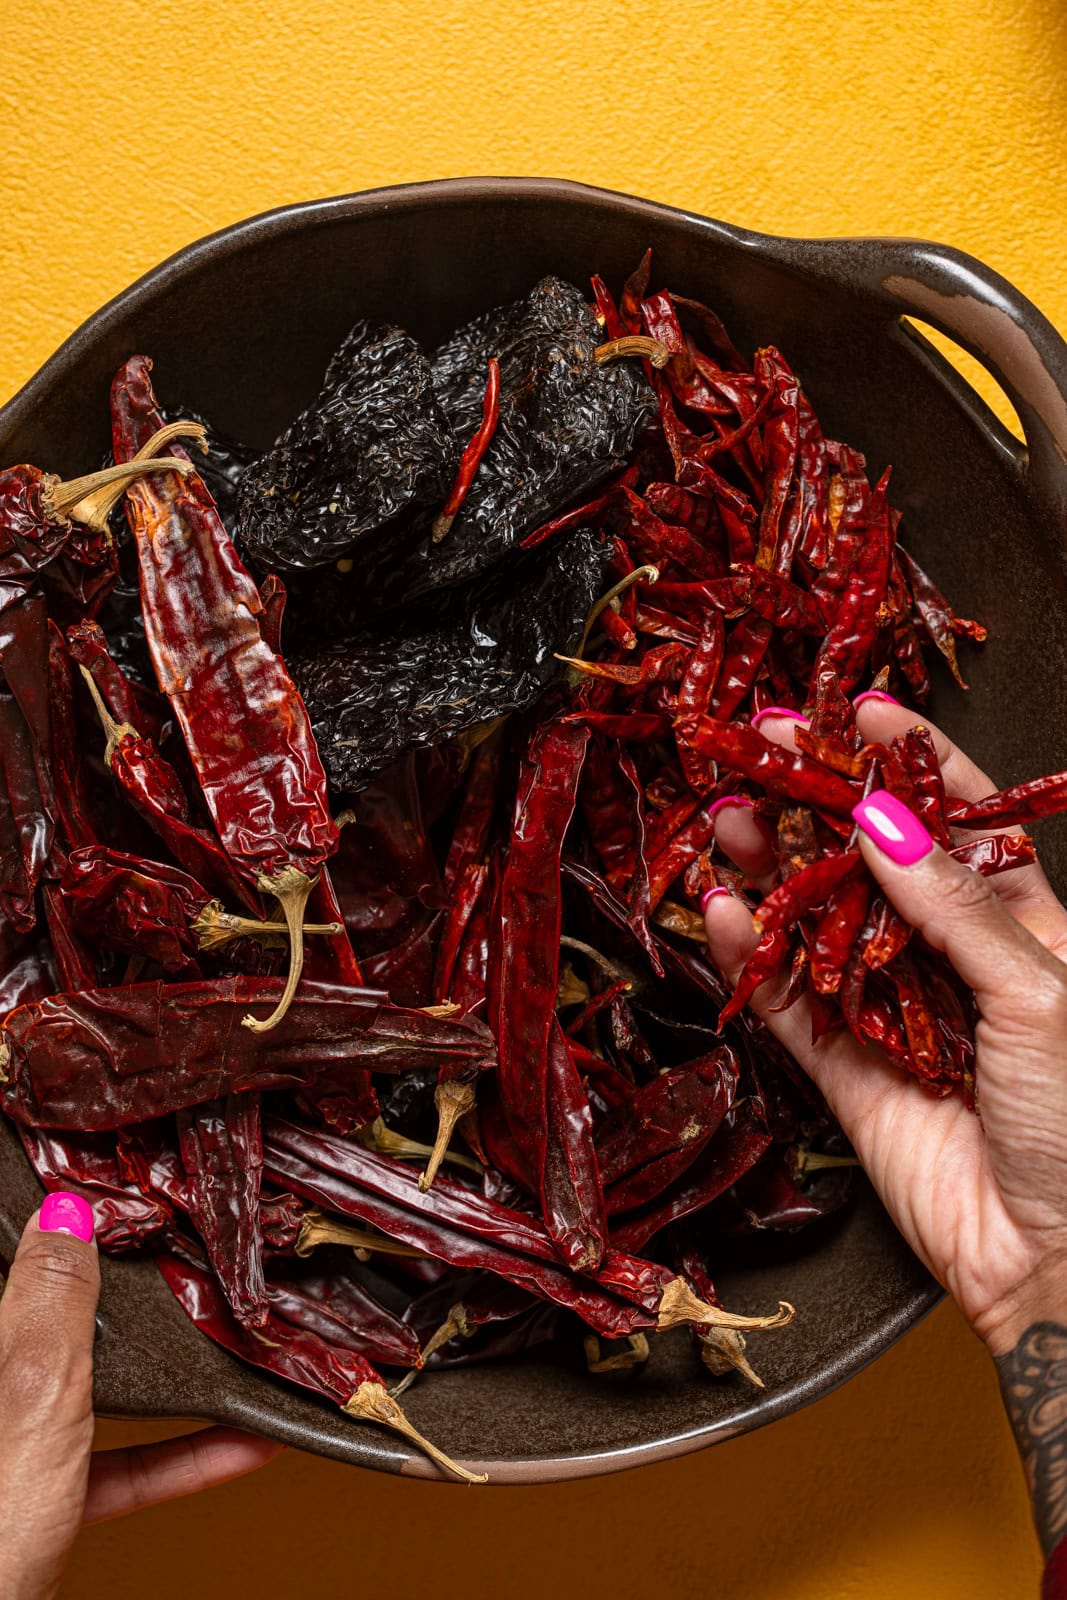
3 178 1067 1484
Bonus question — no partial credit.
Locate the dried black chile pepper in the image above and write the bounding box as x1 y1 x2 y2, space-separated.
409 275 655 599
292 528 610 790
235 321 454 572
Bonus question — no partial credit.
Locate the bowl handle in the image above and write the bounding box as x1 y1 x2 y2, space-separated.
784 237 1067 527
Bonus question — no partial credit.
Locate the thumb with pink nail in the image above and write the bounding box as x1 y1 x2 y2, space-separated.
0 1192 282 1599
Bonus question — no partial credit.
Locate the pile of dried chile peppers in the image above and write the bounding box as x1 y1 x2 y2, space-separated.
2 255 1066 1480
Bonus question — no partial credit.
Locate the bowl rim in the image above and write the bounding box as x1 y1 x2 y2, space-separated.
6 175 1067 473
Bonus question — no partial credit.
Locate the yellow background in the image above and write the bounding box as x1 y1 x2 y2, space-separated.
2 0 1064 1593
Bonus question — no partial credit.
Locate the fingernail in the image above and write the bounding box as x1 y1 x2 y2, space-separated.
708 795 754 821
752 706 810 730
853 690 900 709
851 792 933 866
40 1192 95 1243
701 887 732 912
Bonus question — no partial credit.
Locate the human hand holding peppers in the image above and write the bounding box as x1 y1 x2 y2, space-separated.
0 1195 281 1600
703 697 1067 1561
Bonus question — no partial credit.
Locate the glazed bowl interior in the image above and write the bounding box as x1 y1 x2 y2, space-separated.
2 178 1066 1483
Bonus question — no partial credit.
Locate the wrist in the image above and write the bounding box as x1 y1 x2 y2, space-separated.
978 1256 1067 1357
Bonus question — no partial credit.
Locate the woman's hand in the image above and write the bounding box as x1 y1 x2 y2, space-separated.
703 698 1067 1558
0 1194 283 1600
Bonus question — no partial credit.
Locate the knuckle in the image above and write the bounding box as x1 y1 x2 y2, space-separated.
125 1446 162 1511
1027 970 1067 1030
933 857 997 919
14 1236 98 1299
0 1325 93 1414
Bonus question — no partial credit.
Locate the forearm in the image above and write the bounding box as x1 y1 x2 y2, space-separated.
995 1319 1067 1559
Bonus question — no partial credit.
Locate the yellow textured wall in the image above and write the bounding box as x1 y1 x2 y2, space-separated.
2 1 1064 1594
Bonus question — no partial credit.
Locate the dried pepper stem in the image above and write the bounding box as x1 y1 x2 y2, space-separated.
296 1207 428 1261
558 935 632 983
656 1276 795 1333
242 866 316 1033
392 1303 473 1399
343 1380 488 1484
192 901 343 953
77 665 138 765
584 1332 650 1373
421 1304 473 1362
60 421 208 532
433 357 501 543
699 1328 764 1389
358 1116 483 1180
575 564 659 659
419 1080 477 1193
594 335 672 370
792 1149 861 1179
42 454 196 527
557 963 591 1008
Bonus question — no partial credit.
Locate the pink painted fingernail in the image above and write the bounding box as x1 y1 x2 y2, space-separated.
700 887 732 912
751 706 810 730
851 792 933 866
708 795 754 821
853 690 900 708
40 1192 95 1243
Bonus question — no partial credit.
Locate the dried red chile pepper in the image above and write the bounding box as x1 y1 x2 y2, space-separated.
0 981 494 1129
488 716 607 1270
157 1245 486 1482
433 358 501 542
176 1094 267 1328
113 356 340 1031
263 1115 789 1338
266 1254 422 1369
19 1125 172 1253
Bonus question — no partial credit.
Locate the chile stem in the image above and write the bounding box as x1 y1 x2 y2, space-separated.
343 1381 487 1484
656 1276 795 1333
419 1079 477 1193
44 452 197 529
391 1304 472 1399
61 421 209 532
574 564 659 660
584 1332 650 1373
76 665 137 766
651 899 707 943
242 867 315 1033
193 902 342 952
594 335 671 369
699 1328 765 1388
295 1207 427 1260
360 1115 482 1180
792 1148 861 1179
558 935 630 982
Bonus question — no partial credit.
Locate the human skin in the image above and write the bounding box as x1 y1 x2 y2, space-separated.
704 698 1067 1555
0 1202 282 1600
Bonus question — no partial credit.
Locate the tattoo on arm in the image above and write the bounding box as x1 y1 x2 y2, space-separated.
996 1322 1067 1557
